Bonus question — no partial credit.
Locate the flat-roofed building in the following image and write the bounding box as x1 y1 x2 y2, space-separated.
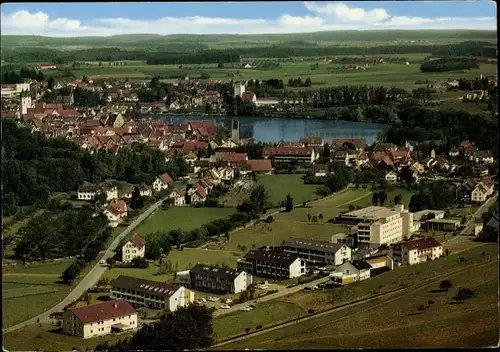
63 299 137 339
413 210 445 222
237 250 306 280
110 275 194 311
423 218 461 232
282 237 351 266
340 205 415 246
189 264 252 294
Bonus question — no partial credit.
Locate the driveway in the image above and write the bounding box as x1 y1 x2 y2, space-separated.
3 197 167 333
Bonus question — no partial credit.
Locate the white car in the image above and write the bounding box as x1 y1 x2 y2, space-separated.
201 297 207 302
225 299 233 304
239 307 252 311
220 304 231 309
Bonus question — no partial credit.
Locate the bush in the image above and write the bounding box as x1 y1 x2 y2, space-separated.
256 325 262 330
131 257 149 269
245 327 250 333
308 308 315 314
266 216 274 223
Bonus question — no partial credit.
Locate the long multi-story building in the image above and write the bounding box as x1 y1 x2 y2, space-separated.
237 250 306 280
282 237 351 266
110 275 194 311
340 205 416 246
189 264 252 294
263 146 319 164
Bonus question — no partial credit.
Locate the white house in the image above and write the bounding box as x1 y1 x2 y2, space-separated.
104 199 128 227
189 185 207 204
169 188 186 206
471 184 490 203
110 275 195 311
217 166 235 181
385 171 398 183
152 173 174 192
329 260 372 285
62 299 137 339
189 264 252 294
121 233 146 263
77 182 118 201
390 237 443 266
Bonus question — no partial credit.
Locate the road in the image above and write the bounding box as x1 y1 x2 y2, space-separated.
459 193 497 236
3 197 167 334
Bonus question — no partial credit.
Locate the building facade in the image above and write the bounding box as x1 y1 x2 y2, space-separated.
329 260 372 285
110 275 194 311
189 264 252 294
237 250 306 280
63 299 137 339
121 233 146 263
390 237 443 266
282 238 351 266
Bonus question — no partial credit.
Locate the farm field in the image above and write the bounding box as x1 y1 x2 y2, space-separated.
216 243 498 348
134 206 235 236
66 61 497 90
257 174 320 206
2 259 76 327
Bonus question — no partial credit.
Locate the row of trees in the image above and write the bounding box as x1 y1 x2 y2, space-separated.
146 50 240 65
2 68 45 84
15 206 111 263
420 58 479 72
408 181 458 212
1 119 188 216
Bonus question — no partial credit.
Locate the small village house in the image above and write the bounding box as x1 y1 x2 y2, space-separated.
329 260 372 285
390 237 443 266
121 233 146 263
152 173 174 192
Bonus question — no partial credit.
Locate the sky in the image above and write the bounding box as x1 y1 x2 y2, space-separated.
0 1 497 37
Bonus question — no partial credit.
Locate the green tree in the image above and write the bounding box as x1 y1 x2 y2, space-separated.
285 194 294 212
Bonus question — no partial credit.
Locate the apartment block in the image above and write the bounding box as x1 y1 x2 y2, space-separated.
282 237 351 266
390 237 443 266
237 249 306 280
340 205 415 246
189 264 252 294
110 275 194 311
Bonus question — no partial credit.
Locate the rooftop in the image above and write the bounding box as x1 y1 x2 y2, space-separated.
69 299 136 324
112 275 181 298
190 263 242 280
342 206 399 220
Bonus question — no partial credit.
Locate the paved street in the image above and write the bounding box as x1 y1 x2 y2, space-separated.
3 197 167 333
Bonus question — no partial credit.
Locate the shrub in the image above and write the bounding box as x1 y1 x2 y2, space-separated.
266 216 274 223
439 280 452 291
416 304 426 312
308 308 315 314
256 325 262 330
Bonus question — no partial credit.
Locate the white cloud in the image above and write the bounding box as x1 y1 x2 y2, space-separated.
0 3 496 37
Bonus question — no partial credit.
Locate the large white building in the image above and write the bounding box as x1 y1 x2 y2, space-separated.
121 233 146 263
189 264 252 294
282 237 351 266
62 299 137 339
233 82 245 98
340 205 415 246
77 182 118 201
390 237 443 266
1 83 31 98
111 275 195 311
237 249 306 280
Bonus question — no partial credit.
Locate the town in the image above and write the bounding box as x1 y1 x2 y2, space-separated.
1 4 498 351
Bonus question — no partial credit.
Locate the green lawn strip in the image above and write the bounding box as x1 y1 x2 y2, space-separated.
3 285 58 299
3 323 128 352
134 207 235 235
213 300 305 340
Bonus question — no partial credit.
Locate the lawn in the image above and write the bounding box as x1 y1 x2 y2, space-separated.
213 243 497 344
213 300 305 340
257 174 320 206
218 245 498 349
134 207 235 236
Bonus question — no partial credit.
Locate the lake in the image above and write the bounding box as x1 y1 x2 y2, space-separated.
160 115 389 145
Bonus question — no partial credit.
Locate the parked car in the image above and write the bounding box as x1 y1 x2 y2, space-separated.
220 304 231 309
224 299 233 304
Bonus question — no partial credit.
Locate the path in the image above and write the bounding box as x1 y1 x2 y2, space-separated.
213 259 495 347
3 197 168 333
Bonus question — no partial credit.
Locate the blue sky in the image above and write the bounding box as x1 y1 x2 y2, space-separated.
1 1 496 36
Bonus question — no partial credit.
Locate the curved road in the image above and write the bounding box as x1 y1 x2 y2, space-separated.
3 197 167 333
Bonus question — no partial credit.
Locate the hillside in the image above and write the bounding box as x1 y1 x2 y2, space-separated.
1 30 497 50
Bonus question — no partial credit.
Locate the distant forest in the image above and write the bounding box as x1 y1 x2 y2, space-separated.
1 41 496 65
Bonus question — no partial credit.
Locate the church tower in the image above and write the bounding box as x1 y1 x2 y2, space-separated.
20 90 32 115
231 119 240 144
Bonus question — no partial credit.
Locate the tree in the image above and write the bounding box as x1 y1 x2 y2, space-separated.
453 287 475 304
307 213 312 222
378 190 387 205
372 192 379 205
399 166 414 185
285 194 294 212
312 215 318 222
95 304 215 350
131 187 144 210
393 194 403 204
439 279 452 291
319 213 323 222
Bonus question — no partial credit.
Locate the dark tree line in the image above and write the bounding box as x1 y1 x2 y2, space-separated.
408 181 458 212
146 50 240 65
15 207 111 263
420 58 479 72
1 119 186 216
2 68 45 84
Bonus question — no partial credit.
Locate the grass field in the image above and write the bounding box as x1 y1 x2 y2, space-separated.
257 174 320 206
134 207 235 236
66 60 497 90
215 243 498 347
